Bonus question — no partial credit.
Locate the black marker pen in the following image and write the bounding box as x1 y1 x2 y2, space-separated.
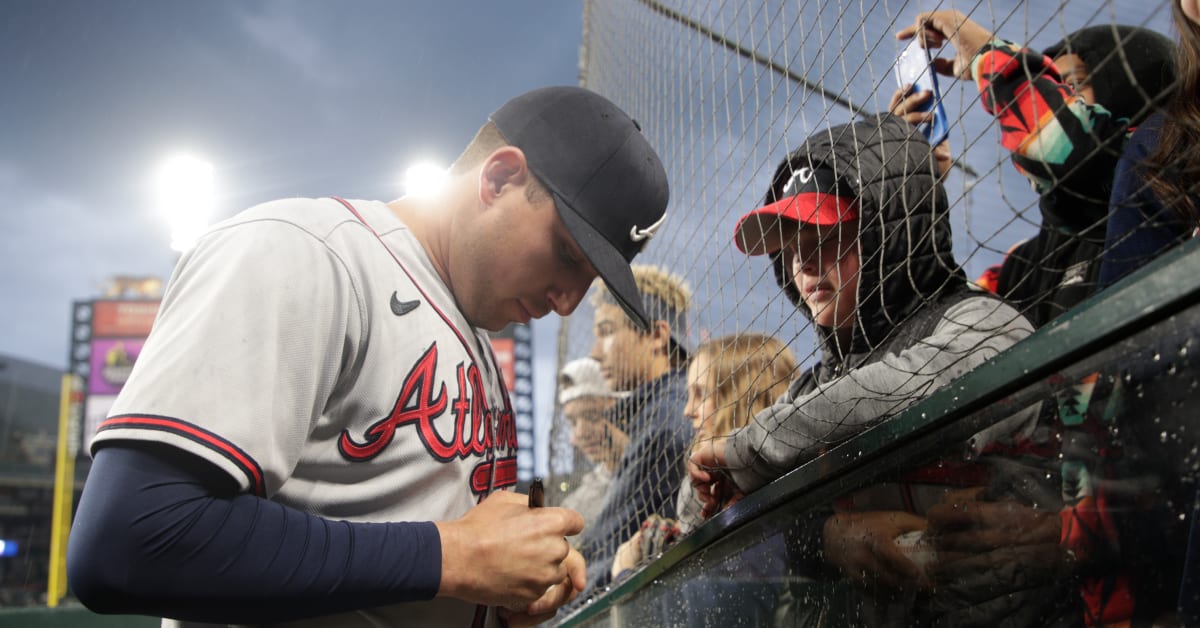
528 477 544 508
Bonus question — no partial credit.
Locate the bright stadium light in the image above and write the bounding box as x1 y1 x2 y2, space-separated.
403 162 448 198
155 155 215 253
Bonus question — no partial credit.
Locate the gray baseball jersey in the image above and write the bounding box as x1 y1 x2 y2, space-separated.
93 197 517 627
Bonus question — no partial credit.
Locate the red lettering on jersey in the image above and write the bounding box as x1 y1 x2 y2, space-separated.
467 362 491 455
451 365 472 453
495 401 517 451
471 456 519 495
338 342 519 466
338 343 448 461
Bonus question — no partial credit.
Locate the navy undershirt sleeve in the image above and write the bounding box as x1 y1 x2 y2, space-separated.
67 443 442 623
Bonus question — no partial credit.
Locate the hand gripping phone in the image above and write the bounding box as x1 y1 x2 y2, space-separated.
895 38 950 146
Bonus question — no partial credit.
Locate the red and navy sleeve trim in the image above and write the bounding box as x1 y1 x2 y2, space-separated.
98 414 266 497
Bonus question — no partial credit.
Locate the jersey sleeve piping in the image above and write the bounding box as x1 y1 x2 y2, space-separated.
99 414 266 497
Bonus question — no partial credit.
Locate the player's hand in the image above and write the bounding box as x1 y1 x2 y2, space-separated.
688 438 743 518
896 10 996 81
496 557 580 624
822 511 929 589
499 545 586 626
435 491 586 610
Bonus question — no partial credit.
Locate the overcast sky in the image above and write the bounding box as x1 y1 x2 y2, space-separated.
1 1 587 476
1 0 583 369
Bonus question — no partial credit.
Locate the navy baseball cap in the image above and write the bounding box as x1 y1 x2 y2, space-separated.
491 86 669 331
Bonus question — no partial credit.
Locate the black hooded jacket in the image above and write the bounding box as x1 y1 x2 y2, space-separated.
982 26 1176 327
768 113 966 368
729 115 1035 492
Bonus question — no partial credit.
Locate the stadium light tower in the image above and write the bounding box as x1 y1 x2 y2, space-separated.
155 155 215 253
403 161 448 198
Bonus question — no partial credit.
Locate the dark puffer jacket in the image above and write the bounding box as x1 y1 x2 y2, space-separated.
729 114 1036 492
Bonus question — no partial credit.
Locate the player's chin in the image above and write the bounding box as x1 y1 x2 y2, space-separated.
475 306 528 331
508 301 535 326
473 317 508 332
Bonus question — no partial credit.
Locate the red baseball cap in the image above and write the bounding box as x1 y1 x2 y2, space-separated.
733 166 858 256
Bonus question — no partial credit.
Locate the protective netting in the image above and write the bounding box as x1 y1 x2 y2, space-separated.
548 0 1180 610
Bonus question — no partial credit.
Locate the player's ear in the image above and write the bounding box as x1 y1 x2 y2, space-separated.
479 146 531 205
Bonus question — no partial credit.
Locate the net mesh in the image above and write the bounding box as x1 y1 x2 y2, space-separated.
548 0 1178 598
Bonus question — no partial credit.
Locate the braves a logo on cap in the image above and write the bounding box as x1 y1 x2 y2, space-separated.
630 213 667 243
782 167 816 197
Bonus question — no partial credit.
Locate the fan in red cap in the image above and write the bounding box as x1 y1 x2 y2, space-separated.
733 166 858 256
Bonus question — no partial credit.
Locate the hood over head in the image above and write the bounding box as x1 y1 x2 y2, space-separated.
758 114 964 355
1043 24 1177 126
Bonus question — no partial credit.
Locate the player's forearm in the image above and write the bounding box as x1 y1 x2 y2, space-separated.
67 444 441 623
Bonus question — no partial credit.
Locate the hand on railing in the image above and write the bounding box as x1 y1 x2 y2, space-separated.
610 515 683 580
688 437 744 519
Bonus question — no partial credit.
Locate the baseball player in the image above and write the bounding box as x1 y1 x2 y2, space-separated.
67 86 669 628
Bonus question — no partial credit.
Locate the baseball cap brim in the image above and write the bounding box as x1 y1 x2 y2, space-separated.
733 193 858 256
554 193 652 331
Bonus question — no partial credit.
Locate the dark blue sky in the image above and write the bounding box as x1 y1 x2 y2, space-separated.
1 0 582 368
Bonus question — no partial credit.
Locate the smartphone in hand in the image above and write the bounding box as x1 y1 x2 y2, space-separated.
895 38 950 146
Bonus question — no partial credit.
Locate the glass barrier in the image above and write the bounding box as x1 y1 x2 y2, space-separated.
559 241 1200 626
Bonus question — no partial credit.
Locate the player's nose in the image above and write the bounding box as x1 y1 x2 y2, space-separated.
547 282 587 317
